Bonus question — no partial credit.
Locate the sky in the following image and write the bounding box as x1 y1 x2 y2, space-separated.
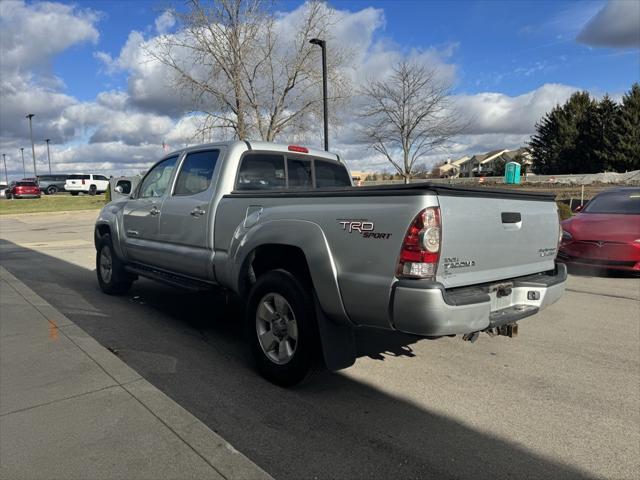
0 0 639 179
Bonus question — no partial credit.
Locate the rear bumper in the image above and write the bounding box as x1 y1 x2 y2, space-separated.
391 264 567 336
64 185 84 191
13 193 41 198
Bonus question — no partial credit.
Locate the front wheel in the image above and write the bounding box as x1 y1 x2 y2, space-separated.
89 185 97 196
96 234 134 294
46 186 58 195
246 269 323 387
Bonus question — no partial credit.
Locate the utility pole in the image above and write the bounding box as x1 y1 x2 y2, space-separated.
2 154 8 185
45 139 52 174
20 148 26 178
309 38 329 151
26 114 37 177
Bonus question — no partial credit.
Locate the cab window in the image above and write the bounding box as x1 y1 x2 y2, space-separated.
138 156 178 198
315 160 351 188
287 158 312 189
236 154 285 190
174 150 220 196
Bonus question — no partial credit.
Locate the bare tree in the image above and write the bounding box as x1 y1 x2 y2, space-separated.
359 61 462 183
147 0 350 142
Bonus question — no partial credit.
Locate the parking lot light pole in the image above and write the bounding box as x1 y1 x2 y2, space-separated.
26 113 37 177
45 139 52 174
309 38 328 151
20 147 26 178
2 154 8 185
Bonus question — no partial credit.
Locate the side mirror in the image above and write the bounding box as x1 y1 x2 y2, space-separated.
573 204 583 213
114 185 124 194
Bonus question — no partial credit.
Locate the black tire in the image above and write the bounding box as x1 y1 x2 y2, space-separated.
46 185 58 195
246 269 323 387
96 233 134 294
70 192 79 196
89 185 97 196
5 192 11 199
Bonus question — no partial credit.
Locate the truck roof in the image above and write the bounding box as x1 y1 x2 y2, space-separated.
168 140 341 163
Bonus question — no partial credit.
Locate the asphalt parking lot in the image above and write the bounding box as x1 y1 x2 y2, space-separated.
1 210 638 480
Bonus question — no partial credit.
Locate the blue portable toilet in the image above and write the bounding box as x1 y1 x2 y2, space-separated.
504 162 521 184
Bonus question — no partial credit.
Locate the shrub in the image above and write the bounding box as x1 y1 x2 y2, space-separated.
557 202 572 220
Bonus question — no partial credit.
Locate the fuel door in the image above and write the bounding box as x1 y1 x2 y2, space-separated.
244 205 263 228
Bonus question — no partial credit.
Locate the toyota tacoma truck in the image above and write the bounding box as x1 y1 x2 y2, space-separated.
95 141 566 386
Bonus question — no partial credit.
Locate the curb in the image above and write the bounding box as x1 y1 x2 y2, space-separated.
0 266 273 480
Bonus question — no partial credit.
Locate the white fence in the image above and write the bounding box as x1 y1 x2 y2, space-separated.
361 170 640 186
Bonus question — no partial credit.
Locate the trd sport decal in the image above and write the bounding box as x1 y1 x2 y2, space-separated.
338 219 392 239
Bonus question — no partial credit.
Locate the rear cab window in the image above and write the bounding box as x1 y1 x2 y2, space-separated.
68 174 90 180
236 154 285 190
314 160 351 188
235 152 351 190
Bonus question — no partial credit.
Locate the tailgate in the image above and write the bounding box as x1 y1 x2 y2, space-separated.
436 193 559 288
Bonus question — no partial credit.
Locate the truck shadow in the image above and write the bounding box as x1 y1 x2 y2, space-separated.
0 239 596 480
564 263 639 278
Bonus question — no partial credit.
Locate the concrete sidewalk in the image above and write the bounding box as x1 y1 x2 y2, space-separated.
0 266 272 480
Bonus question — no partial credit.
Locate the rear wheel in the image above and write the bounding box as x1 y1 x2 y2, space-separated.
89 185 97 196
46 185 58 195
246 269 323 386
96 234 134 294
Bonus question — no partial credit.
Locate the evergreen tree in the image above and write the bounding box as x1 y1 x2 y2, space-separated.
530 106 563 174
591 94 619 171
558 91 594 173
611 83 640 171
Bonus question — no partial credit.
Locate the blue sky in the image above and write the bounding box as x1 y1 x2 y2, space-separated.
55 0 638 100
1 0 638 176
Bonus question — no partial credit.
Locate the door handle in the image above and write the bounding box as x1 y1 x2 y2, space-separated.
190 206 206 217
149 206 160 216
126 230 139 237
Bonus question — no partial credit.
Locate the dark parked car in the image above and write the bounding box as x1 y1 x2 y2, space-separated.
38 174 70 195
559 187 640 273
6 181 41 199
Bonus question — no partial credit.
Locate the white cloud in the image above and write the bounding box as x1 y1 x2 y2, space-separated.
0 0 99 73
155 11 176 34
577 0 640 48
454 83 578 135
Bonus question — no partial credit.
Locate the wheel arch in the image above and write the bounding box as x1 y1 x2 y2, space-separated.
231 220 351 327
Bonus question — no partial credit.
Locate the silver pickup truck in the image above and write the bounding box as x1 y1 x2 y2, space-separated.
95 141 566 385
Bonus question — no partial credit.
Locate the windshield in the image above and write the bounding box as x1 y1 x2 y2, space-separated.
583 190 640 214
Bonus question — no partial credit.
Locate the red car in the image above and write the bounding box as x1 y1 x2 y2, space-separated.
559 187 640 273
6 181 41 199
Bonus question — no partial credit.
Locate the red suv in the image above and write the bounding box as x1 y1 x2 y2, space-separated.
6 181 41 199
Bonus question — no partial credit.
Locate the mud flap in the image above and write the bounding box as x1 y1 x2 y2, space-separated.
313 295 356 371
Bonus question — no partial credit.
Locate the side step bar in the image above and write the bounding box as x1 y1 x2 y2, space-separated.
125 263 215 292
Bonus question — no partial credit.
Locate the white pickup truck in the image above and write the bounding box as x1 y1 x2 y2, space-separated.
95 141 566 385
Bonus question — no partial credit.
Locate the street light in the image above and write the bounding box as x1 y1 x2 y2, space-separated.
2 154 8 185
20 147 26 178
309 38 328 151
26 113 37 177
45 139 52 174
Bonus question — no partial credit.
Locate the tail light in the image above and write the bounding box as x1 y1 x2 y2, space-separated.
397 207 441 279
82 178 86 185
